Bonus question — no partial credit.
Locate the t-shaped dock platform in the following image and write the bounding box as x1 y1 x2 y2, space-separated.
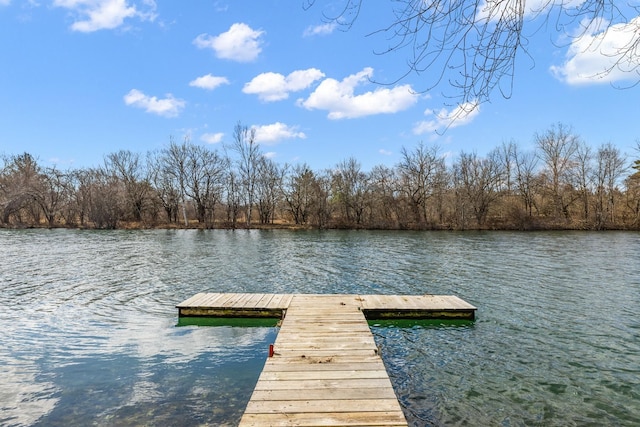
177 293 476 426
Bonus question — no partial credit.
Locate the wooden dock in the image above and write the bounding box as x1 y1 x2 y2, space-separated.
176 293 476 426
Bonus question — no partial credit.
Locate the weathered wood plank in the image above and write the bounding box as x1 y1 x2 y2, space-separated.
272 343 378 352
175 292 206 307
266 355 384 365
357 294 383 310
234 293 257 307
276 331 372 339
275 340 375 349
176 292 210 307
257 370 390 382
239 412 408 427
251 378 395 391
261 361 387 372
280 293 295 308
192 293 218 307
276 329 373 336
223 293 249 307
244 398 404 414
446 295 476 309
253 293 276 308
263 293 290 309
273 339 372 348
283 310 362 316
249 387 398 401
210 292 238 306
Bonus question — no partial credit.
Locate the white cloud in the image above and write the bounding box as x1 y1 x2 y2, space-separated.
189 74 229 90
413 101 480 134
379 149 392 156
53 0 156 32
299 67 419 119
252 122 306 145
200 132 224 144
0 0 11 6
303 22 337 37
123 89 185 117
193 23 264 62
476 0 586 23
263 151 277 159
550 16 640 85
243 68 325 102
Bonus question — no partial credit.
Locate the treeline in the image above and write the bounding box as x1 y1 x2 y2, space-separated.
1 123 639 230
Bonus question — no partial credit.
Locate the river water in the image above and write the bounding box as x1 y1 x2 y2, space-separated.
0 229 638 426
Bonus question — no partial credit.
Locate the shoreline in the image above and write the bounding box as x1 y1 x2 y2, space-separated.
1 221 636 232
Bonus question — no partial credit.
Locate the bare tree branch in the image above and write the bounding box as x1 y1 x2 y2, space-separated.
305 0 640 103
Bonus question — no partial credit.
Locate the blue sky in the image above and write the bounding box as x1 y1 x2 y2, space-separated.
1 0 638 172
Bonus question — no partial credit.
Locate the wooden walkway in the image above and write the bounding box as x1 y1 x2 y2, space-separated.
176 293 476 426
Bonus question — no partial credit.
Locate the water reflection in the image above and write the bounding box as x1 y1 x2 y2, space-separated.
0 362 59 427
15 323 277 427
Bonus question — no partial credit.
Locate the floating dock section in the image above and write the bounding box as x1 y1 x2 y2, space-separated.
177 293 476 426
176 292 476 320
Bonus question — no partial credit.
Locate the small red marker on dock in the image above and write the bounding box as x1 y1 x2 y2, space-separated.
268 344 274 357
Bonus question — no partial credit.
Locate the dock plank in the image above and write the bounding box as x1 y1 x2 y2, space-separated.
239 412 408 427
234 293 256 308
175 292 205 307
253 293 276 308
249 387 398 401
210 292 237 307
257 370 390 381
261 361 387 372
245 399 404 414
200 293 227 306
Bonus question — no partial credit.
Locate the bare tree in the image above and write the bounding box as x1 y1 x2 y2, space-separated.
331 157 370 226
86 168 123 229
512 144 539 217
453 150 505 227
230 122 261 226
104 150 151 223
67 168 94 226
573 141 593 222
200 149 229 227
282 163 316 225
224 171 242 228
625 143 640 227
368 164 399 228
535 123 580 220
306 1 640 105
0 153 42 225
160 137 191 226
255 157 284 224
151 140 228 227
183 144 227 226
498 141 516 195
397 142 445 226
147 150 181 223
34 167 72 227
311 170 332 228
593 142 627 228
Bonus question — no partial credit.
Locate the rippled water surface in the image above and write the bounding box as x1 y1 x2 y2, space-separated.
1 229 638 426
